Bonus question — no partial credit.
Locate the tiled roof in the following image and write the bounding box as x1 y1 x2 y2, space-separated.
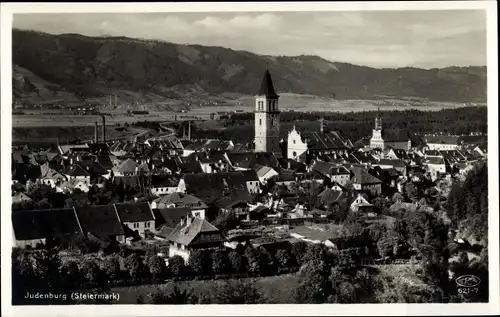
64 164 90 177
258 70 279 98
12 208 83 241
350 166 382 185
153 192 208 209
76 205 125 238
151 174 180 188
168 218 224 246
424 135 460 145
153 207 191 229
302 131 351 151
115 158 138 174
115 203 155 223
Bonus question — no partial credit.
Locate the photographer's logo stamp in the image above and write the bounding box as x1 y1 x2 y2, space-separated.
456 275 481 288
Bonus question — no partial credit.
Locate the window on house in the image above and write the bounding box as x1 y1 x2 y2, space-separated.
272 119 275 127
259 119 262 125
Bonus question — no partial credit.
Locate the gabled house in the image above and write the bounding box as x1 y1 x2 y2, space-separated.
425 157 448 181
12 192 33 205
349 193 374 213
39 162 66 188
12 207 84 248
113 158 139 177
424 135 461 151
167 216 226 263
56 178 90 194
153 207 192 240
214 197 250 218
152 192 208 219
63 164 91 185
255 165 279 184
76 205 126 244
115 203 155 238
349 166 383 196
312 161 351 185
150 174 180 196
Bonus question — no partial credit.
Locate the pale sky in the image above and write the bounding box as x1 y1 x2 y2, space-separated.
13 10 487 69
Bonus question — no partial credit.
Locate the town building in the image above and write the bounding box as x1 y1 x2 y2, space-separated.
254 70 282 158
166 216 226 263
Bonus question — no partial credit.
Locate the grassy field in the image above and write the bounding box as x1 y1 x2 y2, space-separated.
112 273 300 304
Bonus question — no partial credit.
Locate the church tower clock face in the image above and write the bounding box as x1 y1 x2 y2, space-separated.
254 70 281 158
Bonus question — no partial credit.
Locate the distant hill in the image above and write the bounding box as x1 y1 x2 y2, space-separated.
12 28 487 107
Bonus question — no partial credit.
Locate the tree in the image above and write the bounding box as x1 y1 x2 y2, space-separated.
291 241 308 266
244 246 261 275
211 250 230 274
275 248 293 268
392 192 404 203
189 250 212 275
80 258 106 288
404 182 419 203
101 255 121 281
124 253 144 279
60 260 81 289
169 255 186 276
258 246 276 275
209 279 261 304
148 255 165 280
228 250 247 274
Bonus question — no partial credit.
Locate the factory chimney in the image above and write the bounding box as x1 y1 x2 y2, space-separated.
115 95 117 107
94 122 98 144
102 115 106 143
320 117 324 133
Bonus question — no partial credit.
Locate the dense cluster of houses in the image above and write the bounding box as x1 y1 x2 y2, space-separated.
11 70 487 264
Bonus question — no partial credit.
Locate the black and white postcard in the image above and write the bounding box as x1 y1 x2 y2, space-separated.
1 1 498 316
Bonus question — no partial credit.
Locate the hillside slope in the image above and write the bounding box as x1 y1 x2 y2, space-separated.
12 29 487 106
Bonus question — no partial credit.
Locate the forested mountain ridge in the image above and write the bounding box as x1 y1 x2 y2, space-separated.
13 29 487 105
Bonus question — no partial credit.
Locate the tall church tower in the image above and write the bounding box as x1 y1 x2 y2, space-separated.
369 108 384 149
254 70 281 157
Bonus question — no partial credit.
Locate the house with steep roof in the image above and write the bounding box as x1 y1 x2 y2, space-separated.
424 135 461 151
255 165 279 184
39 162 66 188
75 205 126 244
425 156 448 181
374 159 407 175
112 158 139 177
63 164 91 185
56 178 90 194
115 203 155 238
166 216 226 263
153 207 192 240
349 166 383 196
312 161 351 186
150 174 180 196
12 207 84 248
12 192 33 205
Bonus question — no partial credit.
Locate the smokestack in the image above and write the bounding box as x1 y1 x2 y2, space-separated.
94 122 98 144
320 117 324 133
115 95 117 107
188 121 191 141
102 115 106 143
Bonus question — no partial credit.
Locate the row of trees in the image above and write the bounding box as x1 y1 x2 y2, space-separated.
189 107 487 143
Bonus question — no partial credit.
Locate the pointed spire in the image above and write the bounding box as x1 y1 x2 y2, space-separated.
258 69 279 98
